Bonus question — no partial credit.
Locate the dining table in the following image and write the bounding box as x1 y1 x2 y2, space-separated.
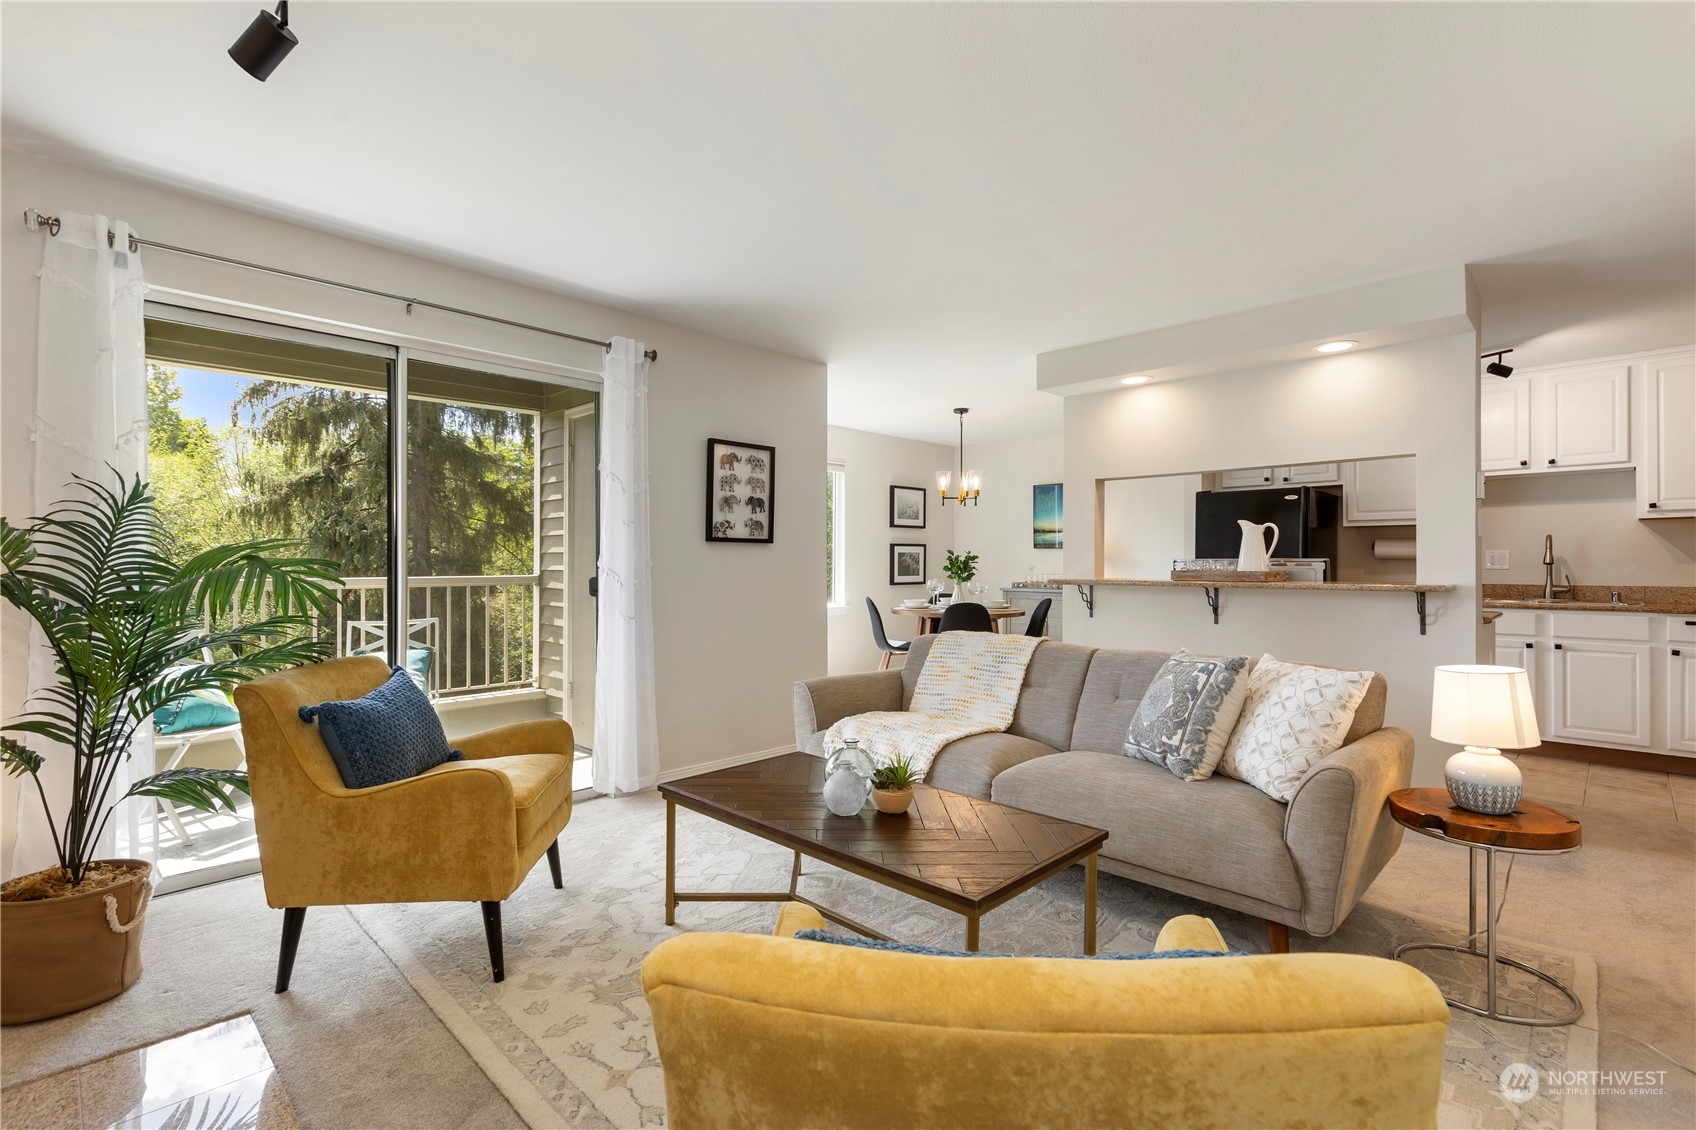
890 603 1027 634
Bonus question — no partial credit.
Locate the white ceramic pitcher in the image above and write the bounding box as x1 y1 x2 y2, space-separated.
1236 520 1279 572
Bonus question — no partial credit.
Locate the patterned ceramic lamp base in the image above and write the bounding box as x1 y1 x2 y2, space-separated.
1445 776 1523 815
1443 745 1525 816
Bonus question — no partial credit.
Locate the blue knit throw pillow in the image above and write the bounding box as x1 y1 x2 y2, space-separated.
792 929 1244 960
297 667 462 789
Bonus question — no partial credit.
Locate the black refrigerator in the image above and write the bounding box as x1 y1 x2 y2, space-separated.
1194 486 1340 569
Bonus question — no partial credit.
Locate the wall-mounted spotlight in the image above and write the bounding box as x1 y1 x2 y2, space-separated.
1482 350 1515 378
230 1 298 82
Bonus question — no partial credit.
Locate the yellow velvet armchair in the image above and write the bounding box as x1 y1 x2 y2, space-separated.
642 905 1450 1130
233 656 574 990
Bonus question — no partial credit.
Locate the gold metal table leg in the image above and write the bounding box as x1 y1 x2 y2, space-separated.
665 798 676 926
1084 852 1098 956
789 849 802 897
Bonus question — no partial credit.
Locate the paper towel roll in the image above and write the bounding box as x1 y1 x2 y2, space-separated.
1373 538 1416 560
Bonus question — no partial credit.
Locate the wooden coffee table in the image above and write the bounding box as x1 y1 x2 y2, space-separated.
659 752 1108 953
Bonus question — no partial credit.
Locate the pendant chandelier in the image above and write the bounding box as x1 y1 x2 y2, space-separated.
936 407 982 506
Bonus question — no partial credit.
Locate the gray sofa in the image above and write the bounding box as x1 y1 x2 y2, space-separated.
793 634 1412 942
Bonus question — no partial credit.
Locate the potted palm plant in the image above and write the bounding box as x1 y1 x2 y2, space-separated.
0 473 340 1024
870 752 919 815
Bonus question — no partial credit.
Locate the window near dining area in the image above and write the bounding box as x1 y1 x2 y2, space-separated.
826 464 846 607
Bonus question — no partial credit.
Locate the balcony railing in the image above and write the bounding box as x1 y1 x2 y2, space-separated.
336 575 539 697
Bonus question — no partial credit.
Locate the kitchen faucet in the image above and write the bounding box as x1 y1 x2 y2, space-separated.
1542 534 1572 600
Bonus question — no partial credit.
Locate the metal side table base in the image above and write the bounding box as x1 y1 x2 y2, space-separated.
1395 842 1583 1027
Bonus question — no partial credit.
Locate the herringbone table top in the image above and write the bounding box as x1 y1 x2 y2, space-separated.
659 752 1107 914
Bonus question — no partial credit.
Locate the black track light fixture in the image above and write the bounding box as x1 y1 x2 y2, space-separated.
1482 350 1515 378
229 0 297 82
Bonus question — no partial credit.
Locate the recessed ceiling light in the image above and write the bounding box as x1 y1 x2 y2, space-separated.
1313 340 1358 353
1119 375 1151 386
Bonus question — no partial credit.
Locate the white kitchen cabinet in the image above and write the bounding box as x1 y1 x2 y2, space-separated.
1341 457 1417 525
1494 610 1691 756
1494 635 1546 733
1668 646 1696 754
1218 467 1274 489
1480 376 1532 472
1539 364 1631 470
1548 638 1651 747
1276 463 1341 485
1639 352 1696 516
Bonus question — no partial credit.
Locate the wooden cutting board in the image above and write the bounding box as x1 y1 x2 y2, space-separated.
1170 569 1289 583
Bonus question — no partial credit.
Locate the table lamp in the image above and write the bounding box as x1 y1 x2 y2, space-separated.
1431 664 1540 815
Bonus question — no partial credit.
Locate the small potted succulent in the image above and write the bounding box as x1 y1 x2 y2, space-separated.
870 752 919 815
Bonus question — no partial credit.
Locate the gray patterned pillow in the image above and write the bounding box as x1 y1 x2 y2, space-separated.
1123 651 1251 781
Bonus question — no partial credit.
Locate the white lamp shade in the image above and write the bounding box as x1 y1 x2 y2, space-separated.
1430 664 1541 749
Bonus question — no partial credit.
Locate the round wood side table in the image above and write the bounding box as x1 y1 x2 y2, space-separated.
1387 787 1583 1027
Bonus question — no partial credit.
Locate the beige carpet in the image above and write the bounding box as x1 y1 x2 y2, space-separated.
349 790 1627 1130
5 786 1687 1129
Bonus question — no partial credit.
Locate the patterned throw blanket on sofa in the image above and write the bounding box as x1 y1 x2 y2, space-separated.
822 631 1041 779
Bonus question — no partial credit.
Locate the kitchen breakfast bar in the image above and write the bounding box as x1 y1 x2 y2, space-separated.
1057 578 1457 635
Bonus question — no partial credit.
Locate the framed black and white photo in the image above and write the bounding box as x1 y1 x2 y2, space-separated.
889 484 926 529
706 438 775 543
890 543 926 585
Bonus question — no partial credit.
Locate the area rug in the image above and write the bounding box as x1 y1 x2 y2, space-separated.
349 790 1598 1130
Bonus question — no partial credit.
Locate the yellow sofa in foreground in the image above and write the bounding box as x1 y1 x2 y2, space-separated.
642 904 1449 1130
234 656 574 990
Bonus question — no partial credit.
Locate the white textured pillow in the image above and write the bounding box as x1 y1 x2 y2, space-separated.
1218 655 1374 802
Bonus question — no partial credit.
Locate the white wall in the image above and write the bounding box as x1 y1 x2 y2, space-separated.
1482 470 1695 587
1100 474 1202 579
826 426 954 674
2 152 826 876
1057 331 1482 787
950 433 1065 590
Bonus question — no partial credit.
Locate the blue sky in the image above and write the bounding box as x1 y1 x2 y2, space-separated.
172 367 250 428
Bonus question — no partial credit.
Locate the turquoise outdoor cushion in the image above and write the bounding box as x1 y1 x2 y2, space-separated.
154 689 241 734
352 647 434 692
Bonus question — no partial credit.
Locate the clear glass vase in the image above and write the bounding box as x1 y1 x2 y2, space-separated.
823 740 875 816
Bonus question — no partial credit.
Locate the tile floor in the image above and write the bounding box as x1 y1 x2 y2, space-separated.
0 1015 299 1130
1507 750 1695 824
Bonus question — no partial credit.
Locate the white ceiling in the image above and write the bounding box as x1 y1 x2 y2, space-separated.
3 2 1692 443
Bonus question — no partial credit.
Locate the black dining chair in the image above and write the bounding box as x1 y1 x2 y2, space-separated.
937 602 994 634
1024 597 1053 638
866 597 911 670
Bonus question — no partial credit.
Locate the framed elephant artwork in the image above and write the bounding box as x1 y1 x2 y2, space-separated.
706 438 776 543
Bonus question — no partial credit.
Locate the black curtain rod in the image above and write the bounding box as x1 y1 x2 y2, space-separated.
21 208 657 362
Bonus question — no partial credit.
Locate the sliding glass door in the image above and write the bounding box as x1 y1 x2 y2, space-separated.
144 313 394 889
405 356 598 789
142 309 599 889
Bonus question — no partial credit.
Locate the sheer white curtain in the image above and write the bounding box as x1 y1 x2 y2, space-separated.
11 212 152 877
592 338 659 795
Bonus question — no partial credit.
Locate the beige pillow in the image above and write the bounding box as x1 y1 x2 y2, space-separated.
1218 654 1373 802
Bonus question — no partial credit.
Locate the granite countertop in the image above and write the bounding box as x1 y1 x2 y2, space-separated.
1483 584 1696 616
1055 578 1454 593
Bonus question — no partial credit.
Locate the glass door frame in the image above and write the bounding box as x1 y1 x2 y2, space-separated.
141 303 603 892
